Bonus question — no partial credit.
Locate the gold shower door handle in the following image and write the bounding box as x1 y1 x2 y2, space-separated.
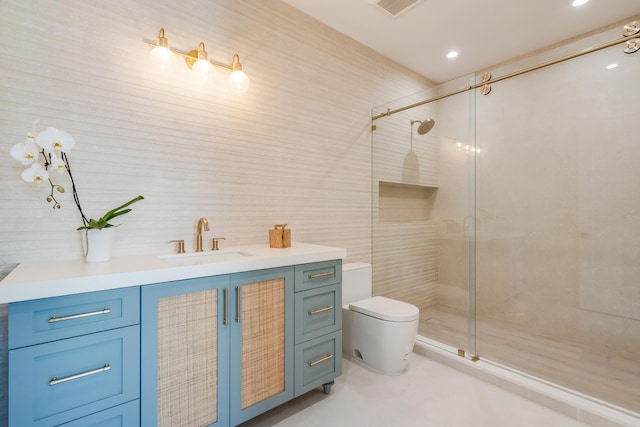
308 354 334 367
308 306 334 316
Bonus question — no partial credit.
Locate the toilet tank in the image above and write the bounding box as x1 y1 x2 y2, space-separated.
342 263 372 305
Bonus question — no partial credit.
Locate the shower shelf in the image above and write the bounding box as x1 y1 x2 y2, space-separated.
378 180 438 222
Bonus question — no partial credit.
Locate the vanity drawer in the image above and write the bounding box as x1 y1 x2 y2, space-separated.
9 325 140 427
8 287 140 349
294 331 342 397
295 284 342 344
294 260 342 292
57 399 140 427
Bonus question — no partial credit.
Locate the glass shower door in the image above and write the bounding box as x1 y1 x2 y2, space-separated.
371 74 477 355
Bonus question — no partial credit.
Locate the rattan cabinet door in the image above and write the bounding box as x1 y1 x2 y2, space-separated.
141 275 231 427
229 267 295 426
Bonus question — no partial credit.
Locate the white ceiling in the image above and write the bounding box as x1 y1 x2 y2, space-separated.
281 0 640 83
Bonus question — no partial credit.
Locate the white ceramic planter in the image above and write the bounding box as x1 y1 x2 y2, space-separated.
82 228 115 263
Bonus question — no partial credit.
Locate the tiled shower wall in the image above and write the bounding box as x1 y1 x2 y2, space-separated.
0 0 432 423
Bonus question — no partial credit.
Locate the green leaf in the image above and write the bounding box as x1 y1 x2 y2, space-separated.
76 195 144 230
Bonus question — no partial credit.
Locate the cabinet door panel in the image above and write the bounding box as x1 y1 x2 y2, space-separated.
230 267 294 425
295 284 342 344
9 326 139 427
141 276 229 427
294 331 342 397
9 287 139 349
57 399 139 427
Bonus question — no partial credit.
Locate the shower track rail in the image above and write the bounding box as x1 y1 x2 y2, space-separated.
371 20 639 121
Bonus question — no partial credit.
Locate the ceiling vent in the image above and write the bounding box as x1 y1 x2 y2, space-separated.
372 0 424 18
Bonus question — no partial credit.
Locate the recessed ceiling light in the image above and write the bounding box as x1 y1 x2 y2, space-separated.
447 51 459 59
572 0 588 6
606 63 619 69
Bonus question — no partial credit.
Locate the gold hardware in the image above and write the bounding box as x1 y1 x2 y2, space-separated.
211 237 226 251
196 218 209 252
480 72 492 95
623 21 639 37
471 355 480 362
624 38 639 54
235 286 241 323
308 354 334 367
169 239 185 254
371 124 377 131
308 305 334 316
371 30 637 121
48 308 111 323
49 364 111 386
309 271 333 279
457 349 465 357
223 288 229 326
146 28 250 92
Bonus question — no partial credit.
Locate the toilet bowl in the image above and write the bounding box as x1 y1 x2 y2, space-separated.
342 263 419 375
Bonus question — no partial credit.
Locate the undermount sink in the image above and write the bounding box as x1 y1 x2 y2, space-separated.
160 250 254 264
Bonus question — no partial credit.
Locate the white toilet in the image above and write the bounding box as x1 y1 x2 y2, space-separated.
342 262 420 375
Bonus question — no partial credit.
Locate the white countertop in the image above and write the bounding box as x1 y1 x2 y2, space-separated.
0 242 347 303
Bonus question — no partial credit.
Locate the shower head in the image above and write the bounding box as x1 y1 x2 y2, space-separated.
410 118 436 135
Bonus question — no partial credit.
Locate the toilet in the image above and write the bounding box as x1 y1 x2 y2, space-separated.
342 262 420 375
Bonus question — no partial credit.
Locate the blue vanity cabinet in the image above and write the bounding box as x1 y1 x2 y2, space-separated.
141 275 231 427
7 287 141 427
293 260 342 397
229 267 294 426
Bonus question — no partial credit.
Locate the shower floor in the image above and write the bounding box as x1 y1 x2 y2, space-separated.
420 304 640 415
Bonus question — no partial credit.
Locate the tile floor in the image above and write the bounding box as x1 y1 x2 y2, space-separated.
420 304 640 414
240 353 591 427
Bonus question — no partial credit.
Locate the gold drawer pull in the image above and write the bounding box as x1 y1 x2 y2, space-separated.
308 354 334 367
49 364 111 386
308 305 334 316
308 271 333 279
48 308 111 323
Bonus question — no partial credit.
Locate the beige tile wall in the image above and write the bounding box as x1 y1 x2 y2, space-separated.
0 0 432 423
0 0 432 280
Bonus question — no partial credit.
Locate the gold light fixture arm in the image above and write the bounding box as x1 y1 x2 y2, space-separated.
147 41 239 72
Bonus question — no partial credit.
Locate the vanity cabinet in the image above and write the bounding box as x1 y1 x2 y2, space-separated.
293 260 342 396
7 287 140 427
141 266 295 427
141 274 231 427
4 248 344 427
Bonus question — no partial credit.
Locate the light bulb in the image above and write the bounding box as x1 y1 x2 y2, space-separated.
190 42 215 82
193 59 214 82
228 54 250 93
229 70 250 93
149 28 176 72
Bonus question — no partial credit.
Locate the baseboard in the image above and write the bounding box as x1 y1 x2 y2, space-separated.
414 338 640 427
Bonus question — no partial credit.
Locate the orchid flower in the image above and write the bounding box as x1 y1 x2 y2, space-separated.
36 127 76 153
49 151 66 173
21 163 49 183
10 139 39 165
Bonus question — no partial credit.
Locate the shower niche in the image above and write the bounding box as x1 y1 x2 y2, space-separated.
378 181 438 222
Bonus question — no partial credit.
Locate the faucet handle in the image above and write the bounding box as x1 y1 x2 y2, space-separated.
211 237 226 251
169 240 185 254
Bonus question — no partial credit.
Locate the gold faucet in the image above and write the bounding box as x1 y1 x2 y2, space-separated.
196 218 210 252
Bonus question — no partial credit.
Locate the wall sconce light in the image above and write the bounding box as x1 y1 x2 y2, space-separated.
147 28 250 93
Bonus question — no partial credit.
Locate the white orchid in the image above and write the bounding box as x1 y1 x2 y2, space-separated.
49 151 66 173
10 122 74 209
10 138 39 165
21 163 49 183
10 121 144 230
36 127 76 153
